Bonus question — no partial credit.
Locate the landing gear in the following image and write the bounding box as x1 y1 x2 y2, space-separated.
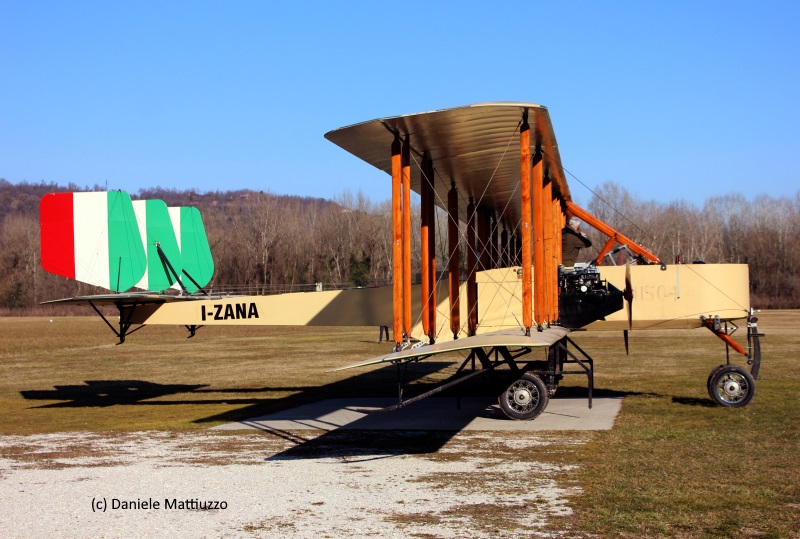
707 365 756 407
498 373 549 420
362 336 595 421
704 313 763 407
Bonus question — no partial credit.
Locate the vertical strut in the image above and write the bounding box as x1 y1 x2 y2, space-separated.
554 198 564 322
520 113 532 335
391 134 403 346
532 148 544 329
542 178 554 324
448 182 460 338
402 135 412 338
501 227 508 268
478 207 489 271
420 152 431 340
427 157 436 339
490 213 498 269
467 197 478 336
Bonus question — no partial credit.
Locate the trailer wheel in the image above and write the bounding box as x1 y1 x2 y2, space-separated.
498 373 549 420
708 365 756 407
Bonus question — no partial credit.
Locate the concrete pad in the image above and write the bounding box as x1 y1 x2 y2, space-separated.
213 396 623 432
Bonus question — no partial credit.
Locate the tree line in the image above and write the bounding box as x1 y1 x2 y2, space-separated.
0 178 798 312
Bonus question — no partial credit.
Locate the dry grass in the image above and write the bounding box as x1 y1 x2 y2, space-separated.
1 311 798 537
557 310 800 538
0 317 435 433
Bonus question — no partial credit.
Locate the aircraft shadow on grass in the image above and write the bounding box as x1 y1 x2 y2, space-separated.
19 361 466 455
19 363 715 457
20 380 210 408
19 362 453 411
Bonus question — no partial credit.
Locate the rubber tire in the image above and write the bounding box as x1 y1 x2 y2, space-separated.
498 373 549 420
707 364 728 400
708 365 756 407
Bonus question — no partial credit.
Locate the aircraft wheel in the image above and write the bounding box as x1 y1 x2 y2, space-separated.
706 364 727 399
498 373 549 420
708 365 756 407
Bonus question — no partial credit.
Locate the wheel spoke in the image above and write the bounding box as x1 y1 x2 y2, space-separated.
498 373 549 420
708 365 755 408
716 373 747 403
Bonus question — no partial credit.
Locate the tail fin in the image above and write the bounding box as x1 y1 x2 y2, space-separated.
40 191 214 294
40 191 146 292
168 206 214 293
132 199 183 291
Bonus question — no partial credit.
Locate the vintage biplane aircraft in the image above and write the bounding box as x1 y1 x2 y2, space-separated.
40 102 763 420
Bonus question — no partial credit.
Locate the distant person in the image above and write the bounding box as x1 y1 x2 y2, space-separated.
562 217 592 267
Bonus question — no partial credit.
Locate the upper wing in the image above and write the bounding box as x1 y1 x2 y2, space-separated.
324 102 571 226
332 326 571 371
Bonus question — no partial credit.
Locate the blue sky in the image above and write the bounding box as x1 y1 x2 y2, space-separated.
2 1 798 207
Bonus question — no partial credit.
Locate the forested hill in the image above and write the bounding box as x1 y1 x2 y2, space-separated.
0 180 333 223
0 179 385 310
1 179 798 311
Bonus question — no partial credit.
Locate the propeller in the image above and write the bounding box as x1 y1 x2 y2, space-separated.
623 258 633 355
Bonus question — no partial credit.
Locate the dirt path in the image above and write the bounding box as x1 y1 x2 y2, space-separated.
0 429 586 538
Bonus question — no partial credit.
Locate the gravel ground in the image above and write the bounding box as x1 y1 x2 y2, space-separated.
0 429 586 538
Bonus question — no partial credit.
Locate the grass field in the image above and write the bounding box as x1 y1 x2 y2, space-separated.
1 311 798 537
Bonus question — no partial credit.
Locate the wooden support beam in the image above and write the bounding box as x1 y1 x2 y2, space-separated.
420 152 431 340
427 158 436 340
448 182 460 338
532 148 544 329
402 136 412 339
490 213 498 269
391 133 403 345
467 197 477 336
566 201 662 265
520 115 532 334
477 207 489 271
542 178 554 324
555 201 564 266
554 199 564 322
500 227 509 268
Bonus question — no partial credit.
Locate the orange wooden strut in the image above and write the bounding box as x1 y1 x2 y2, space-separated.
555 200 564 265
478 207 489 271
542 178 554 324
448 182 460 338
519 116 532 334
553 198 564 320
420 153 431 340
426 158 436 339
701 318 747 356
532 150 545 328
490 214 498 269
566 201 661 265
401 136 412 338
500 227 508 268
390 134 403 345
467 197 478 336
